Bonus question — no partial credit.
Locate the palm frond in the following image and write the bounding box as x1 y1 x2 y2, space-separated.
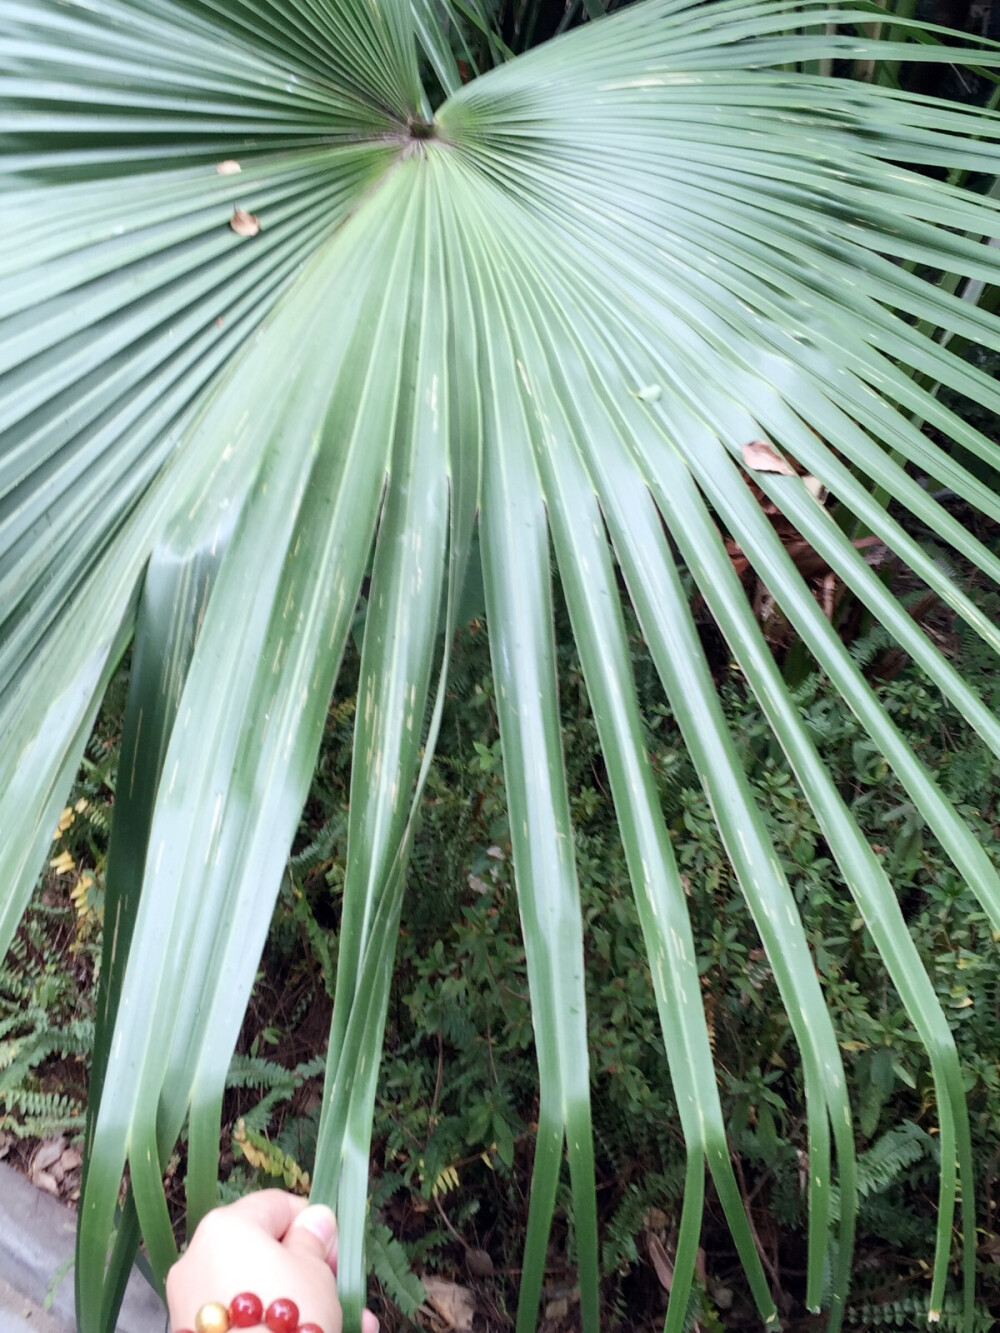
3 2 1000 1331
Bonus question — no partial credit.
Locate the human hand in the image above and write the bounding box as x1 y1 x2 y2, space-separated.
166 1190 378 1333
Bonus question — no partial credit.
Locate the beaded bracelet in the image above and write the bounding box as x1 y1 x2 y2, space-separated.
174 1292 324 1333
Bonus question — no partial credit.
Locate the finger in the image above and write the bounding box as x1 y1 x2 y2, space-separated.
209 1189 309 1240
283 1204 338 1263
362 1311 380 1333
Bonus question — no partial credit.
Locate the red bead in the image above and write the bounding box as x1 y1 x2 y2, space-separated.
229 1294 264 1327
264 1299 300 1333
299 1325 325 1333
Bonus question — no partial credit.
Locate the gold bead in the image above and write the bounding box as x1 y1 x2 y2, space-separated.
194 1302 231 1333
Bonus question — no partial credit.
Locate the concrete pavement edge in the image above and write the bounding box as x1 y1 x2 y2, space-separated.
0 1163 166 1333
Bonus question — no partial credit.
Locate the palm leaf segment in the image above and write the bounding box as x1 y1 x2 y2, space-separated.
3 0 1000 1329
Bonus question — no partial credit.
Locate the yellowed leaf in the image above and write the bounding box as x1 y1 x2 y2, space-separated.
239 1139 270 1171
230 208 261 237
56 806 75 834
741 440 795 475
70 877 91 917
431 1163 460 1197
49 849 75 875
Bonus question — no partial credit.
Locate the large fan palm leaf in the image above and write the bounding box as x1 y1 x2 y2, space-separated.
3 1 1000 1330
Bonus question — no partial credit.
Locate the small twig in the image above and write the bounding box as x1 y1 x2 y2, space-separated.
433 1193 473 1253
484 1021 499 1087
430 1028 444 1119
732 1150 788 1308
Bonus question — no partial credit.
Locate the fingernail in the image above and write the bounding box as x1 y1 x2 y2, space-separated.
296 1204 337 1255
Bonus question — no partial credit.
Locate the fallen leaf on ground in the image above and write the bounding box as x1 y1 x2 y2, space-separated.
58 1145 82 1177
742 440 795 475
31 1136 67 1175
33 1170 60 1197
422 1276 475 1331
646 1230 674 1292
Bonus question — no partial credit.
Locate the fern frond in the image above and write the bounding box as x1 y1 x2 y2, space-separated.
830 1121 933 1222
225 1054 299 1093
367 1221 426 1317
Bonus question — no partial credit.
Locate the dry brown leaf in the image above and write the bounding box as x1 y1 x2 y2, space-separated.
741 440 795 475
230 208 261 237
32 1136 67 1174
423 1276 475 1331
59 1145 83 1175
216 159 242 175
646 1230 674 1293
33 1169 60 1196
465 1247 494 1277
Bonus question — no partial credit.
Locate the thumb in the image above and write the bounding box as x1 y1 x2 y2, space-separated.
284 1204 338 1264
